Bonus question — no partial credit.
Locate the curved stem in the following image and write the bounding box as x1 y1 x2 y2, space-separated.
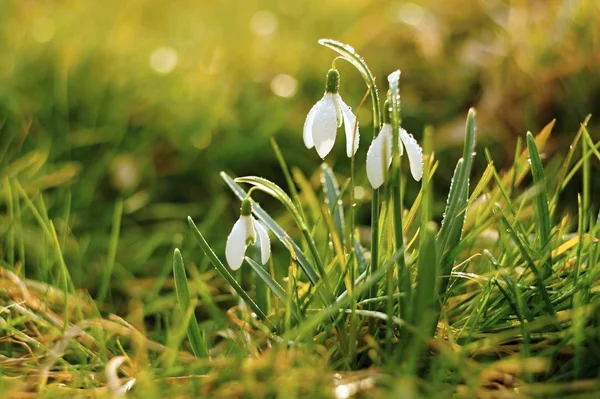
318 39 384 310
318 39 381 137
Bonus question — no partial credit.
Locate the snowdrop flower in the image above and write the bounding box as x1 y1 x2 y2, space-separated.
366 102 423 188
225 198 270 270
303 68 359 159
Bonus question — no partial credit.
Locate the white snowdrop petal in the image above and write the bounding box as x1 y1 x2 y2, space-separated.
399 128 423 181
225 218 247 270
254 218 271 265
303 100 320 149
338 97 359 157
311 93 338 159
366 124 393 189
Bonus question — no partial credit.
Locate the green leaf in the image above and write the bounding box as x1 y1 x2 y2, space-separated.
286 248 404 341
172 248 209 358
354 238 367 274
526 131 553 279
245 257 287 300
187 216 275 330
97 198 123 306
437 108 477 295
497 210 555 316
271 137 305 216
321 163 345 247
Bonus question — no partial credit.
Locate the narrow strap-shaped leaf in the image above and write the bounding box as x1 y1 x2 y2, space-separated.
187 217 275 330
437 109 477 257
526 131 553 279
245 257 302 321
245 257 287 300
271 137 306 220
173 248 209 358
321 163 345 247
437 109 477 300
287 248 405 341
497 211 555 316
354 238 367 274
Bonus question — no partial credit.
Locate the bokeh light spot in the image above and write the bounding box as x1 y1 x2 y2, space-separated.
250 10 278 37
353 186 365 200
396 2 426 27
149 46 178 74
270 74 298 98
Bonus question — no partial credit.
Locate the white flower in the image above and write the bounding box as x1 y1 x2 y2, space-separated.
366 123 423 189
303 69 359 159
225 199 270 270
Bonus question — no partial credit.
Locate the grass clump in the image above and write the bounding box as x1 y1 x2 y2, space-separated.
1 28 600 399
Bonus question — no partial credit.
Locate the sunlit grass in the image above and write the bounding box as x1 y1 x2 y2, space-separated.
1 0 600 397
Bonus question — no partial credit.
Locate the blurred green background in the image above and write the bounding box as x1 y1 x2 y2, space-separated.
1 0 598 298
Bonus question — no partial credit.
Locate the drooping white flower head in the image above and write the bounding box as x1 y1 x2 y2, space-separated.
303 68 359 159
366 102 423 188
225 198 270 270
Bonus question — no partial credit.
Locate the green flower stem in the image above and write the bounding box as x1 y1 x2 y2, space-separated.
318 38 383 306
388 71 410 321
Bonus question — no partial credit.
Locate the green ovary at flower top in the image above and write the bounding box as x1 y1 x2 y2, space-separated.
303 68 359 159
366 101 423 188
225 197 271 270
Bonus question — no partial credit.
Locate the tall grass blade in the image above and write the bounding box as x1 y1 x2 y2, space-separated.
437 108 477 296
497 210 555 316
526 131 553 278
321 163 345 247
172 248 209 358
97 198 123 306
245 257 287 300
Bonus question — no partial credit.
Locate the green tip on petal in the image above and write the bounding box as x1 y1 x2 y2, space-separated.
325 68 340 93
240 198 253 216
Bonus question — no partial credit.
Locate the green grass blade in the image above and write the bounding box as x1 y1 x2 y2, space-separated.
354 238 367 274
97 198 123 306
172 248 209 358
321 163 345 247
187 216 275 330
270 137 306 219
526 131 553 279
497 210 555 316
437 108 477 296
245 257 287 300
412 156 437 329
286 248 404 341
